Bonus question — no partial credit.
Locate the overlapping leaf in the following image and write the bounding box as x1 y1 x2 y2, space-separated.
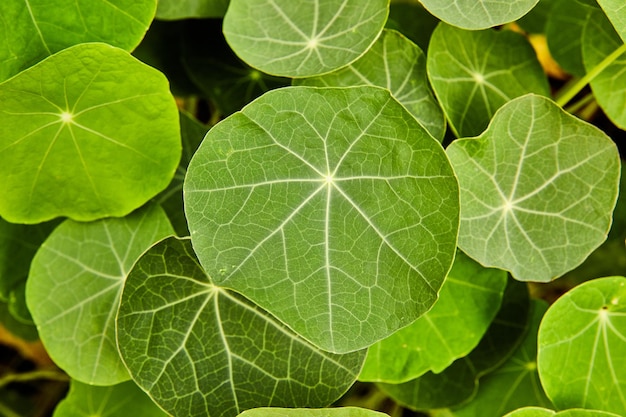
156 0 229 19
223 0 389 77
538 277 626 415
596 0 626 43
184 85 459 354
447 94 620 282
0 43 181 223
504 408 621 417
26 204 173 385
116 237 365 417
238 408 389 417
419 0 539 30
295 29 445 141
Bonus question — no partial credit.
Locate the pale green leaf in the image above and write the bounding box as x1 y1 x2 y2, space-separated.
26 204 174 385
582 8 626 129
360 250 507 383
223 0 389 77
238 408 389 417
53 380 168 417
419 0 539 30
504 407 622 417
446 94 620 282
427 24 550 138
0 0 156 82
295 29 445 141
538 277 626 415
596 0 626 43
0 43 181 224
116 236 365 417
156 0 229 20
183 85 459 354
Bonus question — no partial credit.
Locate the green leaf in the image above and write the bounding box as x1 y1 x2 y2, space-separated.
295 29 446 141
183 85 460 354
26 204 174 385
0 0 156 82
53 380 168 417
419 0 539 30
451 300 553 417
360 251 507 383
538 276 626 415
504 407 622 417
116 236 365 417
427 24 550 138
378 278 531 410
238 408 390 417
385 2 439 52
223 0 389 77
446 94 620 282
582 8 626 129
596 0 626 43
156 0 229 20
0 300 38 341
516 0 553 34
0 43 182 224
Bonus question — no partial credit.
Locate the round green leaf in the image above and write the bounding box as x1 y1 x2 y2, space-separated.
295 29 445 141
116 237 365 417
184 85 460 354
419 0 539 30
26 204 174 385
427 23 550 138
0 43 181 223
538 277 626 415
53 380 168 417
504 407 622 417
446 94 620 282
238 408 390 417
156 0 229 20
223 0 389 77
0 0 156 82
360 251 507 383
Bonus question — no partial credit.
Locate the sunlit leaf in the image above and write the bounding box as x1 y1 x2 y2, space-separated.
156 0 229 20
238 408 389 417
538 277 626 415
419 0 539 30
447 94 620 282
26 204 174 385
184 85 459 353
223 0 389 77
116 237 365 417
504 407 621 417
0 43 181 223
595 0 626 43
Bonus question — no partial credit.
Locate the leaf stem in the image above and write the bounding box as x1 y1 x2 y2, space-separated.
563 93 595 116
556 42 626 108
0 369 69 389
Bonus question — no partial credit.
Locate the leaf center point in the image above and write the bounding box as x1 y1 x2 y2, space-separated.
472 72 485 83
502 200 515 212
324 174 334 185
307 37 319 49
60 111 73 124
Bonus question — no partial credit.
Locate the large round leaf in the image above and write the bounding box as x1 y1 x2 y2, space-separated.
504 408 621 417
117 237 365 417
419 0 539 30
0 43 181 223
538 277 626 415
223 0 389 77
446 94 620 282
26 204 174 385
184 85 459 354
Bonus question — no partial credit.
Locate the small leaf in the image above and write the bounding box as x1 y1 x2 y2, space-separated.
504 407 622 417
116 237 365 417
53 380 168 417
427 24 550 138
184 85 460 353
223 0 389 77
538 276 626 415
26 204 174 385
238 408 390 417
295 29 445 141
156 0 229 20
447 94 620 282
0 43 182 223
419 0 539 30
360 251 507 383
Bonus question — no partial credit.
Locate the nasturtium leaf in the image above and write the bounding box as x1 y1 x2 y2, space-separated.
419 0 539 30
360 251 507 383
0 43 182 224
582 8 626 129
238 408 389 417
184 85 460 354
26 204 174 385
53 380 168 417
516 0 553 34
378 278 531 410
451 300 552 417
295 29 445 141
0 0 156 82
156 0 229 20
222 0 389 77
538 277 626 415
386 2 439 52
116 237 365 417
427 24 550 138
504 407 622 417
595 0 626 43
446 94 620 282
